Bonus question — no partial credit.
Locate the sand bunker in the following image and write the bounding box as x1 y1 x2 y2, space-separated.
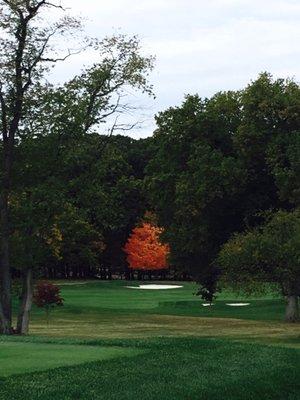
58 282 88 286
226 303 250 307
202 303 214 307
126 284 183 290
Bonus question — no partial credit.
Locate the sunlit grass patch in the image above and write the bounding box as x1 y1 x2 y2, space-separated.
0 342 142 377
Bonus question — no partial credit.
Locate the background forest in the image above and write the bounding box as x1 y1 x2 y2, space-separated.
6 73 299 291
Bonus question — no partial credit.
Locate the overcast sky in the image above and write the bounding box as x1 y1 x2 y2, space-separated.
51 0 300 138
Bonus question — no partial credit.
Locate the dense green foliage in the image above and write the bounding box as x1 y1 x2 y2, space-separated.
146 73 300 301
11 134 151 279
2 71 299 326
218 209 300 321
5 73 300 304
5 31 155 281
219 210 300 292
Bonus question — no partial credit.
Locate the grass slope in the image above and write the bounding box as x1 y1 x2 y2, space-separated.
0 342 142 377
1 281 299 399
0 337 299 400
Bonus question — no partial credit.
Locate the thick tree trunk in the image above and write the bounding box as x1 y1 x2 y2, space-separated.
285 295 299 323
16 268 33 335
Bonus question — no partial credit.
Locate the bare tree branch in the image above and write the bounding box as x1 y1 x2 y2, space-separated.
44 1 66 10
107 116 120 136
40 47 83 63
85 94 122 132
113 120 142 132
98 96 122 122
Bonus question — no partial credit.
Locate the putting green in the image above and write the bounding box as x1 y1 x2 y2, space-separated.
0 342 142 377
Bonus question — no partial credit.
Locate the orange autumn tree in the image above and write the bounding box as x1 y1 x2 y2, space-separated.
124 223 170 270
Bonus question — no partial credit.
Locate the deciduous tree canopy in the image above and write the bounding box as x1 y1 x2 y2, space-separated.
146 73 300 304
124 223 169 271
218 209 300 322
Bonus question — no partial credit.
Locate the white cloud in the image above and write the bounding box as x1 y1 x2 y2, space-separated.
48 0 300 138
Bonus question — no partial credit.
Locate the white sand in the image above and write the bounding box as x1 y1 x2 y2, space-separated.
126 284 183 290
226 303 250 306
202 303 214 307
58 282 88 286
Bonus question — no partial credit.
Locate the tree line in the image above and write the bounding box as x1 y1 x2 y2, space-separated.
147 74 299 321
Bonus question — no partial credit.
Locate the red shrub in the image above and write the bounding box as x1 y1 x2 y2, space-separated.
34 281 64 309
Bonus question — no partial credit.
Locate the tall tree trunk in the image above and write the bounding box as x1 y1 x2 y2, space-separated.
0 9 26 334
285 295 299 323
16 268 33 335
0 154 13 334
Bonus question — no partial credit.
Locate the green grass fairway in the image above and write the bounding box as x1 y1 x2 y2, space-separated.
1 280 299 399
0 337 299 400
16 280 299 346
0 341 142 377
